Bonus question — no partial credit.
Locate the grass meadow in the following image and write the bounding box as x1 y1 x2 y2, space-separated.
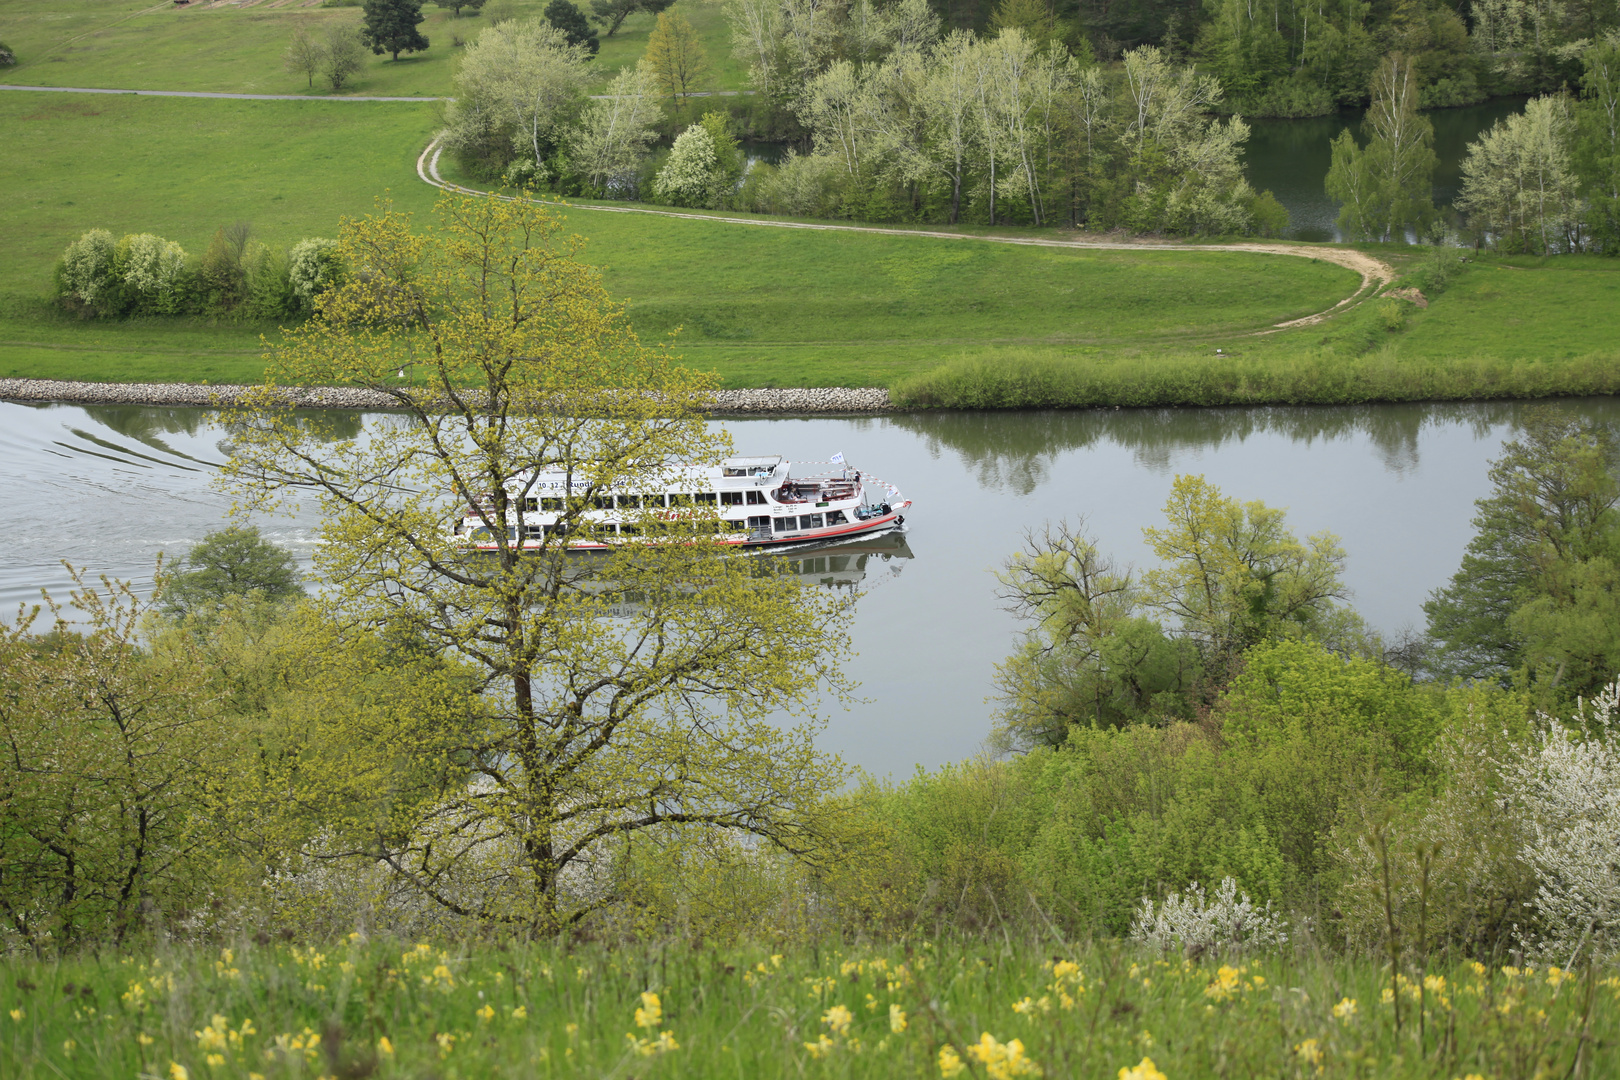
0 0 744 97
0 937 1612 1079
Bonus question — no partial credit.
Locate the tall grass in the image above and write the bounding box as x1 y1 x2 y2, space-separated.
1 937 1611 1078
891 348 1620 410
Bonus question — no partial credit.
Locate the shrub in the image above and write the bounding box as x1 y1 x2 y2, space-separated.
654 123 718 207
747 152 849 218
0 41 16 66
57 228 120 314
243 242 300 321
288 237 343 310
115 232 189 314
1247 190 1290 238
1130 877 1290 954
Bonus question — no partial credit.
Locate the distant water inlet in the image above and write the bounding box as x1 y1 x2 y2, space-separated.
5 397 1619 777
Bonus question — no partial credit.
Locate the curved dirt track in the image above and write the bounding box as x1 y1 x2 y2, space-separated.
416 137 1395 332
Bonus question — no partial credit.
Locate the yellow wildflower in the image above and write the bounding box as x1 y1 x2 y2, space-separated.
138 1033 155 1047
1332 997 1358 1022
63 1040 75 1055
804 1034 835 1059
939 1045 967 1078
1469 961 1487 977
890 1003 908 1034
378 1037 394 1057
655 1030 679 1053
1118 1057 1167 1080
635 991 663 1030
476 1004 495 1023
205 1054 225 1067
1547 967 1569 989
1294 1038 1323 1072
1205 966 1243 1002
8 1009 21 1022
435 1032 455 1058
968 1032 1044 1079
168 1064 190 1080
511 1005 528 1020
1052 961 1081 982
823 1004 854 1037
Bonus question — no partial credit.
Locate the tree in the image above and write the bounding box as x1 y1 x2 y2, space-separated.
1325 53 1437 242
1458 96 1586 254
992 521 1199 749
443 19 593 178
1140 474 1349 682
284 25 326 89
362 0 430 60
1424 410 1620 689
644 9 711 114
220 192 853 932
163 526 304 616
1574 38 1620 254
592 0 674 37
654 120 719 204
323 24 367 90
567 61 663 195
545 0 600 54
0 571 226 947
442 0 486 14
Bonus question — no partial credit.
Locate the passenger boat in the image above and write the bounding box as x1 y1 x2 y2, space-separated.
455 455 911 552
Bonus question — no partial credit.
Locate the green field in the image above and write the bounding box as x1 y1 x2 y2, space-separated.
0 91 1369 388
1 83 1617 397
0 0 743 97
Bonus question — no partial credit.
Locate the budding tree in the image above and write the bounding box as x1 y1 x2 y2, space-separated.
221 192 853 932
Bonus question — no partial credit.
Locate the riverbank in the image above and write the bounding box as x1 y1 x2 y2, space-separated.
0 378 894 415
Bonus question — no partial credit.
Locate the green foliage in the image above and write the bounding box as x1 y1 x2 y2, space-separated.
162 526 305 616
362 0 431 59
1424 408 1620 703
287 237 343 311
1325 54 1438 244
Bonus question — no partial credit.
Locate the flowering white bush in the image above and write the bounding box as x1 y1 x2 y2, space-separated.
1503 678 1620 962
654 124 718 207
117 233 188 311
287 237 341 307
59 228 117 308
1130 876 1289 953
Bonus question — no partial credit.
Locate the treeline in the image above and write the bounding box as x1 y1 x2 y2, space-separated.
53 225 342 320
445 6 1288 233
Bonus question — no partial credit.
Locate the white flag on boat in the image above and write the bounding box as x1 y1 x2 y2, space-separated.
829 452 845 465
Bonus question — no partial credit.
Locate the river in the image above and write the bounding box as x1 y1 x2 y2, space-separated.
6 398 1618 779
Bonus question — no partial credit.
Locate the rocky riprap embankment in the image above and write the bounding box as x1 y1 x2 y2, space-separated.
0 379 893 414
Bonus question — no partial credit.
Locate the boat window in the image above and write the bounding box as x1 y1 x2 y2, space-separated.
618 494 641 509
693 492 717 505
720 491 743 506
826 510 848 525
543 523 570 536
620 524 640 536
523 525 543 539
522 497 539 512
592 496 612 510
782 517 800 532
725 519 745 531
746 490 766 505
803 513 824 530
748 516 772 532
722 467 748 477
541 497 564 512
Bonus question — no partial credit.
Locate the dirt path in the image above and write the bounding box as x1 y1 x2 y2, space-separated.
416 137 1396 332
0 84 444 102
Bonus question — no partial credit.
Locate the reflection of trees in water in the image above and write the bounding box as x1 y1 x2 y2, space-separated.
83 404 369 457
891 400 1620 495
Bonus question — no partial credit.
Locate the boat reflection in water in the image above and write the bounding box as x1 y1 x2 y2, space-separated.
584 532 915 619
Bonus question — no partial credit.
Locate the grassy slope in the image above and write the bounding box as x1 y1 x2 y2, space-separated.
0 91 1364 388
0 93 442 383
0 0 742 96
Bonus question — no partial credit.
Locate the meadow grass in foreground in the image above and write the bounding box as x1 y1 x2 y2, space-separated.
0 938 1613 1079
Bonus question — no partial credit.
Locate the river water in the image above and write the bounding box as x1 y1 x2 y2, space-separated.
1244 98 1528 241
7 398 1619 778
